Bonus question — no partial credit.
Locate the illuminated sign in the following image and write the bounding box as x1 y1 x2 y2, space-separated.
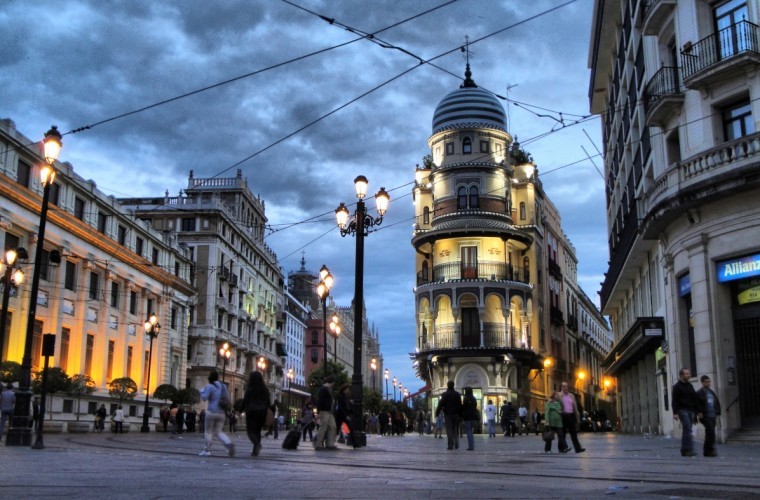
716 253 760 283
678 275 691 296
737 278 760 305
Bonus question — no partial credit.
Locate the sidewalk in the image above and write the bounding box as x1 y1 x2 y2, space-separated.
1 430 759 498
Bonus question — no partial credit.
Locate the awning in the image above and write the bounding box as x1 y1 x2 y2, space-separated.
603 317 664 376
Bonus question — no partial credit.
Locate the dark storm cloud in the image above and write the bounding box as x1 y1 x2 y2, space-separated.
0 0 603 390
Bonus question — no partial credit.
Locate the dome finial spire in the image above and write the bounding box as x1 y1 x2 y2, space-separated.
460 35 477 88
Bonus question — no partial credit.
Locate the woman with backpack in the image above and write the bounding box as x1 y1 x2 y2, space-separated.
198 370 235 458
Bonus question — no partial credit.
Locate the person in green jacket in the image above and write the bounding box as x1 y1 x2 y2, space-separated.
543 392 566 453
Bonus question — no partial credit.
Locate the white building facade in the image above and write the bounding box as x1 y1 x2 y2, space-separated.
0 118 194 424
589 0 760 437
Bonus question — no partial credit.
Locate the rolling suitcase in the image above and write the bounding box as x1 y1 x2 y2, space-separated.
282 426 301 450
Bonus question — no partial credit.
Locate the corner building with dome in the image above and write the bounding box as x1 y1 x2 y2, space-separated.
411 65 550 414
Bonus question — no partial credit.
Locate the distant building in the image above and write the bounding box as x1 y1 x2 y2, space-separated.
0 118 194 423
589 0 760 437
120 170 286 403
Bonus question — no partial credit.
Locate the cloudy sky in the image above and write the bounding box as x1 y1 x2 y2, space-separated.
1 0 605 393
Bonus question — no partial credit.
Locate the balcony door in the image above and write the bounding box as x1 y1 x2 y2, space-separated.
715 0 749 59
461 246 478 279
461 308 480 348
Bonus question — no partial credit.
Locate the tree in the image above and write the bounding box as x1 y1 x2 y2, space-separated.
153 384 178 404
108 377 138 406
422 154 435 169
176 387 201 407
0 360 20 383
307 361 349 398
67 374 95 421
32 367 70 420
363 387 383 415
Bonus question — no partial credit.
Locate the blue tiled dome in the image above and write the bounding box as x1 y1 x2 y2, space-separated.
432 65 506 133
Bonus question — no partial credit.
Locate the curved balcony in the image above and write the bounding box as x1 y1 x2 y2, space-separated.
644 66 683 127
416 261 530 286
420 323 525 350
640 131 760 239
642 0 676 36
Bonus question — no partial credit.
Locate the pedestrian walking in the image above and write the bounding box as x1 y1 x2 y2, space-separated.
531 408 542 435
300 401 315 442
243 370 270 457
696 374 721 457
0 382 15 441
559 382 585 453
113 405 125 434
518 403 528 434
334 385 356 448
434 411 444 439
500 401 517 437
96 404 107 432
435 381 462 451
314 376 337 450
543 392 565 453
672 367 698 457
176 406 185 435
198 370 235 458
160 406 170 432
228 411 237 433
484 400 497 437
461 387 479 451
416 409 425 436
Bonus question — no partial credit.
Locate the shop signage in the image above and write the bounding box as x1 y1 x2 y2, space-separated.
716 253 760 283
737 277 760 305
678 275 691 296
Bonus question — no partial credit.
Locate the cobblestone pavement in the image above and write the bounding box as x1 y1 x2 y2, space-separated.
1 429 759 499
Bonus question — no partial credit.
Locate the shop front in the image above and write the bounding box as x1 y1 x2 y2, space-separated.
716 253 760 428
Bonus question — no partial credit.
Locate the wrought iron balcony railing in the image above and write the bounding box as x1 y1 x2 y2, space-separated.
682 20 760 80
645 66 681 110
416 261 530 286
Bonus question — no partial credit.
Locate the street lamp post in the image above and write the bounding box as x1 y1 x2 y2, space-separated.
219 342 231 384
7 126 61 447
398 383 403 403
257 356 267 374
384 369 389 401
0 248 26 363
286 367 294 425
335 175 389 448
316 265 333 376
141 312 161 433
392 377 397 402
370 358 377 392
329 314 340 365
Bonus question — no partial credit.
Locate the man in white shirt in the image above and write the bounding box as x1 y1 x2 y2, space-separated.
483 400 497 437
518 404 528 435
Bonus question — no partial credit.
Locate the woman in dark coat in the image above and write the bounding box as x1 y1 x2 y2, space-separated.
333 385 356 448
243 371 270 456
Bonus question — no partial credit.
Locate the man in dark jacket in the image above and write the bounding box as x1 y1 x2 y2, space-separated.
314 376 336 450
696 375 721 457
500 401 518 437
672 368 699 457
435 381 462 450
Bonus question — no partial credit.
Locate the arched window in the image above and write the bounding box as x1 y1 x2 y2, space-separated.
457 187 467 209
519 201 526 220
469 186 479 209
423 206 430 224
462 137 472 154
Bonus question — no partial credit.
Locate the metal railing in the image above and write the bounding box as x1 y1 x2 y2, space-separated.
682 20 759 79
644 66 681 113
416 261 530 285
